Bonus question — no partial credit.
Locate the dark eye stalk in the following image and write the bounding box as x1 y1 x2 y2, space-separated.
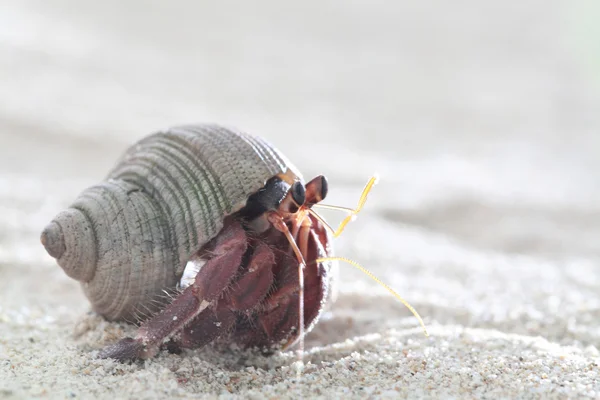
291 181 306 206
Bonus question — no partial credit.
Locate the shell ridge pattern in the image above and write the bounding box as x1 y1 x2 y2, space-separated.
112 170 179 274
117 179 167 320
192 143 229 215
108 180 175 320
111 153 196 271
205 124 290 208
125 187 170 315
199 126 249 209
121 184 148 318
236 133 270 167
159 132 225 235
138 142 208 248
114 167 184 272
86 181 133 318
184 125 253 213
237 134 281 175
74 184 119 316
167 126 228 209
73 187 110 263
105 181 144 319
259 137 292 175
65 205 98 281
159 132 227 223
254 134 302 181
236 129 300 181
107 171 182 315
142 144 204 252
210 125 271 205
171 125 244 215
250 135 294 182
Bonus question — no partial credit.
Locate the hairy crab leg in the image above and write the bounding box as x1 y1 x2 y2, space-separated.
229 252 301 348
176 305 237 350
177 243 276 348
98 221 248 361
231 232 324 349
226 243 275 311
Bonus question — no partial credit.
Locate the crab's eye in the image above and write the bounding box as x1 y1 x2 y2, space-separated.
291 181 306 206
319 176 328 201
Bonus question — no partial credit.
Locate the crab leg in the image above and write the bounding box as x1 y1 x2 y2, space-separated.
177 242 276 348
98 221 248 361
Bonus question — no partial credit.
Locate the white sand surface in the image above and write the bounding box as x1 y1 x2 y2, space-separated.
1 1 600 398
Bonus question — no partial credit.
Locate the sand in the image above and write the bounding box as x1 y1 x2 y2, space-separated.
1 1 600 399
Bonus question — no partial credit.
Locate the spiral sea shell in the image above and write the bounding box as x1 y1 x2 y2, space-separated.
41 124 301 321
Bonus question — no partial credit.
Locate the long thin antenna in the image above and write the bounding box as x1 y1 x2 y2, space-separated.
308 208 336 235
313 175 379 238
312 203 355 213
316 256 429 337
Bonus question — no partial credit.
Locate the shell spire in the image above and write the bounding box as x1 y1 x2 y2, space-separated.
41 208 97 283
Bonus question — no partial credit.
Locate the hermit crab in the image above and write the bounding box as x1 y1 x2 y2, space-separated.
40 124 426 361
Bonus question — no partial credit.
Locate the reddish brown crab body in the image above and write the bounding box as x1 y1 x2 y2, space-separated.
40 125 336 360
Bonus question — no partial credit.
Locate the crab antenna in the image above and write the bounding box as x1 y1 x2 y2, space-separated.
313 174 379 238
312 204 355 213
316 256 429 337
308 208 336 235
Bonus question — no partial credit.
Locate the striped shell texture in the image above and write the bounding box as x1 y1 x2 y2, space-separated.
40 124 301 321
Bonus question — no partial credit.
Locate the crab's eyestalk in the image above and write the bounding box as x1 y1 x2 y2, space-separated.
304 175 328 206
291 181 306 207
312 174 378 237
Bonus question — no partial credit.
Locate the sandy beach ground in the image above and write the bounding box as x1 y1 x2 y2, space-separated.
1 1 600 398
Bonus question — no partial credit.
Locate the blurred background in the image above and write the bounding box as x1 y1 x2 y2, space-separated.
1 0 600 346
